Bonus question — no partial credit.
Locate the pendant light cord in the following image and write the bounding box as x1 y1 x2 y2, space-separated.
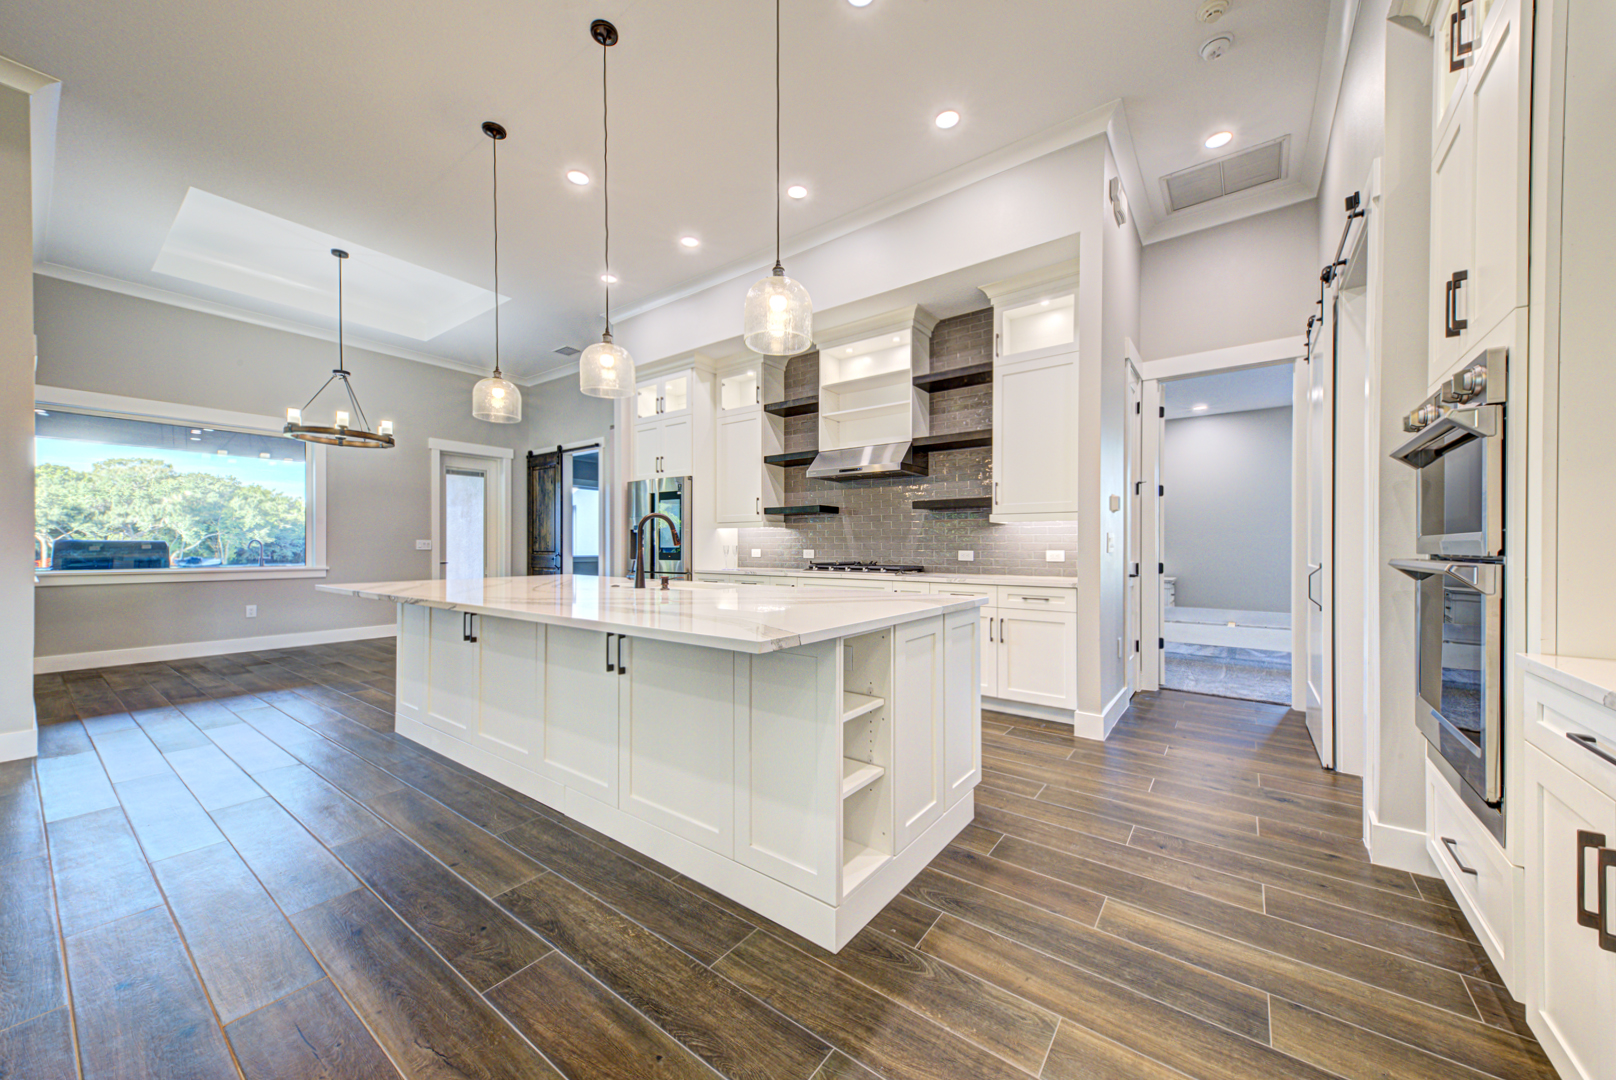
602 39 612 334
774 0 782 272
336 253 344 374
491 132 502 378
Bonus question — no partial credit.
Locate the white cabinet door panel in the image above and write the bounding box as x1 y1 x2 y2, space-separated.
1468 0 1527 340
619 637 736 855
395 603 428 726
426 606 477 736
476 617 541 764
891 615 945 850
634 420 662 480
717 412 762 524
661 416 693 478
541 626 621 803
993 350 1079 519
997 609 1078 710
980 608 999 698
943 610 981 808
1430 107 1475 383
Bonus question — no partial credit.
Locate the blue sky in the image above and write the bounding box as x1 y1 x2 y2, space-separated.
37 438 307 501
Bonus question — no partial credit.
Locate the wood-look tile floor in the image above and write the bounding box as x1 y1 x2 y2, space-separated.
4 642 1559 1080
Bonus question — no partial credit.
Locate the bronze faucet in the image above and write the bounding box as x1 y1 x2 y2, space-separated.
632 512 681 589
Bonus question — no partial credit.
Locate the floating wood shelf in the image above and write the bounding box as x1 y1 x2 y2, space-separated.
841 691 884 723
841 758 886 800
911 429 992 453
763 504 840 517
913 362 993 394
763 396 819 417
913 497 992 512
763 450 817 467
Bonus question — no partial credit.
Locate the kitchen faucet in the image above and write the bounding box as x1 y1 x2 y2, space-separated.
632 512 681 589
245 538 265 566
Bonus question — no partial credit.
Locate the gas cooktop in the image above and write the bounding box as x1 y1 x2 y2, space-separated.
807 561 925 574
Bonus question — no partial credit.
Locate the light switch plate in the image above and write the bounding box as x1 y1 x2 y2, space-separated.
751 549 762 558
1109 494 1121 512
1106 532 1116 553
1046 550 1066 562
244 605 257 618
415 539 432 550
802 549 815 559
957 550 975 562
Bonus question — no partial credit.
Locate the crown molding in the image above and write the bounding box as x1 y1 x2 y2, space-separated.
0 55 56 94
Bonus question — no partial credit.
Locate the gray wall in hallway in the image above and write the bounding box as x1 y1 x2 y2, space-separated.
32 275 535 659
1163 405 1292 612
1 88 36 750
738 308 1079 576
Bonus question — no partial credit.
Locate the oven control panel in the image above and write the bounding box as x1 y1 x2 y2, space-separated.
1403 348 1507 433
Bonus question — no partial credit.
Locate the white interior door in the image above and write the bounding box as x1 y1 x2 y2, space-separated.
1125 358 1143 693
440 453 493 581
1304 325 1335 768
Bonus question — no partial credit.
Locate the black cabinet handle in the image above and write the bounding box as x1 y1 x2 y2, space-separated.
1599 848 1616 953
1445 271 1469 338
1441 836 1479 876
1306 565 1323 611
1578 830 1607 928
465 613 477 643
606 633 615 673
1448 0 1474 72
1568 731 1616 769
617 634 626 675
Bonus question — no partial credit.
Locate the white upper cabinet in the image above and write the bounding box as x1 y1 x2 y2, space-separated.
1429 0 1529 385
716 410 784 524
718 359 783 414
636 371 692 420
815 307 937 453
996 292 1077 363
632 365 702 480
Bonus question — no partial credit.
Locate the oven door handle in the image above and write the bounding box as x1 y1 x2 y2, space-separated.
1389 404 1500 469
1388 558 1499 595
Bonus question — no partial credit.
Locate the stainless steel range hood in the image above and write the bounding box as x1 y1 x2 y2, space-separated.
805 442 929 481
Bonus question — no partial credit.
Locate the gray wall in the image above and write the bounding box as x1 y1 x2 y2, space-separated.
32 275 546 659
2 86 36 752
1139 201 1319 360
1163 405 1292 612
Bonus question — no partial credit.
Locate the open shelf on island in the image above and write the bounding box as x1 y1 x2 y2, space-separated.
913 497 992 512
913 362 993 394
841 691 884 723
911 429 992 453
763 504 839 517
842 840 890 893
763 396 819 417
841 758 886 800
763 449 817 467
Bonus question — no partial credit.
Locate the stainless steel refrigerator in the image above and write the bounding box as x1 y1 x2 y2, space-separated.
626 476 691 580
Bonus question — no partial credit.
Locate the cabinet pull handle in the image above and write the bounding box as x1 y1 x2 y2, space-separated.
1568 731 1616 769
1449 0 1473 72
988 619 993 643
463 612 470 642
606 633 615 673
994 481 1000 506
1445 271 1469 338
1440 836 1479 876
994 331 1000 357
1015 595 1053 602
1599 848 1616 953
756 497 760 514
463 613 477 643
1000 618 1005 641
755 387 760 404
617 634 627 675
1577 830 1607 928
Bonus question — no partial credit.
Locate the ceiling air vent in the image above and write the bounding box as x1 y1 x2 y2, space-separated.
554 345 581 357
1162 136 1289 212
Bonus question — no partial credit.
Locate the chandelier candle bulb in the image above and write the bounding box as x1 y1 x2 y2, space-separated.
378 420 393 437
334 410 350 429
285 407 300 424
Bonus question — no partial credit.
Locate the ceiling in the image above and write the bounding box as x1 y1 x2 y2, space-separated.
5 0 1346 382
1163 363 1295 419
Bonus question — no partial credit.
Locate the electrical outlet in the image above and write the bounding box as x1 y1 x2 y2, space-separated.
1106 532 1116 554
415 539 432 550
1045 550 1066 562
802 549 815 559
957 550 975 562
750 549 762 558
244 605 257 618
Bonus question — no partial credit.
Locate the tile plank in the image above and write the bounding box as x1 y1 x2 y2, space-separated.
164 744 266 810
114 773 224 862
0 856 66 1030
225 978 400 1080
254 764 382 846
210 797 358 915
0 760 45 867
36 751 118 823
0 1007 78 1080
47 806 164 937
364 787 541 897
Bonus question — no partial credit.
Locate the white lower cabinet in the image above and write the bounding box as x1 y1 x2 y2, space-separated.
891 616 946 851
1425 757 1519 987
474 617 540 764
932 583 1077 711
425 606 479 737
540 625 621 804
941 610 982 807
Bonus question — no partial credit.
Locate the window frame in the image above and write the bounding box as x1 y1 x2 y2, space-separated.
33 386 328 586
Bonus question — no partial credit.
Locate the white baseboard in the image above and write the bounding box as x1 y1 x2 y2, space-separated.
984 698 1077 727
1367 809 1437 876
34 623 397 674
0 725 39 763
1073 684 1133 742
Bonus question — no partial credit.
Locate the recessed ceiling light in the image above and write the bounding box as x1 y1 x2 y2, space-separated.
935 110 961 129
566 170 590 185
848 0 873 6
189 436 201 441
679 236 700 248
1191 403 1210 411
1204 131 1234 149
216 449 227 455
600 273 618 284
786 184 808 199
259 452 272 458
190 429 202 434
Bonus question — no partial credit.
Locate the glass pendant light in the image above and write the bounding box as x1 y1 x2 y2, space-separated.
284 250 395 449
472 121 522 423
742 0 812 356
580 19 635 399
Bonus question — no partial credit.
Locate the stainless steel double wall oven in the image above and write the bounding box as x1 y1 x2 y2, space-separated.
1390 348 1507 838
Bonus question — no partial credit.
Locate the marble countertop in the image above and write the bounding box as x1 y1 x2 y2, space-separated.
1519 653 1616 711
318 575 987 654
697 567 1079 589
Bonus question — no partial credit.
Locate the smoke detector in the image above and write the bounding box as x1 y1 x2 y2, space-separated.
1200 34 1234 61
1198 0 1230 22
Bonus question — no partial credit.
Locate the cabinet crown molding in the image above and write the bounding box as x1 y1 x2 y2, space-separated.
811 304 940 353
980 260 1082 305
635 351 718 380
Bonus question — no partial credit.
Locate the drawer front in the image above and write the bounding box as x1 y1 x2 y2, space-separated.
1428 758 1517 984
927 583 997 600
791 575 891 591
1526 674 1616 796
996 585 1077 611
889 581 930 594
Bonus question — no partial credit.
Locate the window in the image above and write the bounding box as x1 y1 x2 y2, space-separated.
34 392 325 582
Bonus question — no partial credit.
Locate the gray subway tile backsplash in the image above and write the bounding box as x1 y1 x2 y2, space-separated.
739 307 1079 577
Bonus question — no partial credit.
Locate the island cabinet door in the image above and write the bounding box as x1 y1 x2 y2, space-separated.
395 604 428 727
540 625 621 806
891 615 946 851
618 637 737 856
942 609 981 809
474 618 541 766
734 641 840 902
425 607 479 737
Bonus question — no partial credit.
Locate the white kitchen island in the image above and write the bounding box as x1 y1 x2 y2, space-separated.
316 575 984 951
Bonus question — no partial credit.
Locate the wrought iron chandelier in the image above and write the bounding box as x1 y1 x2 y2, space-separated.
284 249 395 449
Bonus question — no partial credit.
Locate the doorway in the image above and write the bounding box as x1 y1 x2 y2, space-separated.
429 439 514 581
527 442 604 576
1155 365 1297 705
564 446 602 575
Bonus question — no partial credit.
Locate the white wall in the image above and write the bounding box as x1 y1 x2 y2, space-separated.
31 276 534 661
1164 406 1293 613
1139 202 1320 361
1 85 37 759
